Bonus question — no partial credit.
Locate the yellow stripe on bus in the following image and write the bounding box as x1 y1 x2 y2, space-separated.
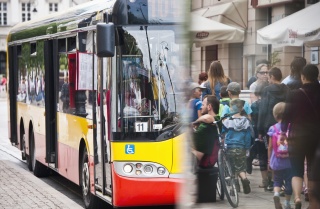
111 139 173 171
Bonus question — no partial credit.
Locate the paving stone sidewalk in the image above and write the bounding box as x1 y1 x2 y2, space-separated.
0 154 83 209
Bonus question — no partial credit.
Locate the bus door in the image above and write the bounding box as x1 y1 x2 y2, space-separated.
8 45 18 145
44 40 58 165
93 56 112 197
91 23 114 199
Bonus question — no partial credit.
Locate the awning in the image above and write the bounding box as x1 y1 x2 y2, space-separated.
192 0 248 29
257 2 320 47
191 13 244 47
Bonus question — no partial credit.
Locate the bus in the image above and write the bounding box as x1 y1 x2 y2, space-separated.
7 0 189 208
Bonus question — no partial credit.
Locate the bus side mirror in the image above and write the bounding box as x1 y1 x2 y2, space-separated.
96 23 115 57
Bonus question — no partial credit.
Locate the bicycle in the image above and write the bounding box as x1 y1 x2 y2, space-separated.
214 112 239 208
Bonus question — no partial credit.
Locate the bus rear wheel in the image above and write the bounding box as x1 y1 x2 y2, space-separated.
30 131 50 177
81 148 96 209
24 132 33 171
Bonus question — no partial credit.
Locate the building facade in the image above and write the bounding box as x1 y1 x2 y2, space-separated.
191 0 320 88
0 0 91 76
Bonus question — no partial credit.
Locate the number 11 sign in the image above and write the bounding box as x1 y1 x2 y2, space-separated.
135 122 148 132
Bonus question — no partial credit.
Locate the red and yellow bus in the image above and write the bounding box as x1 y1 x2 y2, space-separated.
7 0 188 207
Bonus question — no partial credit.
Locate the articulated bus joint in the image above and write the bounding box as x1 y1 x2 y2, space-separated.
113 161 169 178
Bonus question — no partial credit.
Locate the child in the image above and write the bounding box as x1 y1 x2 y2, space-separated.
221 82 252 121
222 99 252 194
188 82 206 122
218 86 230 117
267 102 292 209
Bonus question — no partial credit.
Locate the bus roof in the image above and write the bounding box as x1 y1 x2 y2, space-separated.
8 0 116 42
8 0 182 43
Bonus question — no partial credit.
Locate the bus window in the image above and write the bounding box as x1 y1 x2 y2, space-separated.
58 53 69 113
58 51 91 118
113 25 186 140
17 44 26 103
17 41 45 105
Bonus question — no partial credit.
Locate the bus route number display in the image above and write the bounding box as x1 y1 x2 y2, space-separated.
135 122 148 132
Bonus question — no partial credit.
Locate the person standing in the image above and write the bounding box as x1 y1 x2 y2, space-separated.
60 77 70 113
247 81 269 174
221 82 252 120
188 82 206 122
192 96 220 167
281 64 320 209
202 61 230 100
249 64 269 103
282 57 306 90
282 57 309 201
267 102 292 209
222 99 253 194
198 72 208 85
218 86 231 117
247 59 269 89
257 67 289 192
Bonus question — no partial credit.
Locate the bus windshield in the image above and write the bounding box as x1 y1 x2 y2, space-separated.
114 25 186 140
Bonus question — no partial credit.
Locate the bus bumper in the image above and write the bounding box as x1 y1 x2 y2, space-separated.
111 164 182 207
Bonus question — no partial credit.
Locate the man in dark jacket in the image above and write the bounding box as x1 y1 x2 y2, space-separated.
192 96 220 168
258 67 289 135
257 67 289 191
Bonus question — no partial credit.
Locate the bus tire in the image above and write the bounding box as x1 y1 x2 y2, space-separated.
25 132 33 171
30 130 50 177
81 148 96 209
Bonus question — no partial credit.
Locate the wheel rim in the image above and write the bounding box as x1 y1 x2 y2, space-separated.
22 134 26 157
82 161 90 195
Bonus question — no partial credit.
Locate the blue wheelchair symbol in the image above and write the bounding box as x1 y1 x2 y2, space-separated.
125 144 135 154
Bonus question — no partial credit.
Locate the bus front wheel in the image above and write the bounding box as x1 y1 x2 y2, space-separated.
81 148 96 209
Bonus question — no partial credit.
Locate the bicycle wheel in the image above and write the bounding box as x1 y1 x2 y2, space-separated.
218 149 239 208
216 172 225 200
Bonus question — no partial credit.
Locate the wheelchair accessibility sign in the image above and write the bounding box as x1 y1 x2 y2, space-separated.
125 144 135 154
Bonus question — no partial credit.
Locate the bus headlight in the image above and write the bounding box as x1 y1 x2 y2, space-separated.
123 164 133 173
114 162 169 178
157 167 166 175
135 163 142 169
144 165 153 174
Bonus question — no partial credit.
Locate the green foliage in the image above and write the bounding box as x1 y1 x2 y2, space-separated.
59 54 68 70
10 24 57 42
21 43 30 72
37 40 44 71
269 51 281 67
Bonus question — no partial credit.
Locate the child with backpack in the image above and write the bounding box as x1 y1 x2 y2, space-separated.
267 102 292 209
222 99 252 194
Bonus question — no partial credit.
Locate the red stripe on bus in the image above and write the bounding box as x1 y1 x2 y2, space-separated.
111 164 181 207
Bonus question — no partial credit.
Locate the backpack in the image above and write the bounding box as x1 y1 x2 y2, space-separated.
272 124 289 158
199 140 219 168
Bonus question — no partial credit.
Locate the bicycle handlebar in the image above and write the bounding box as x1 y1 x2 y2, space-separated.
213 111 239 124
